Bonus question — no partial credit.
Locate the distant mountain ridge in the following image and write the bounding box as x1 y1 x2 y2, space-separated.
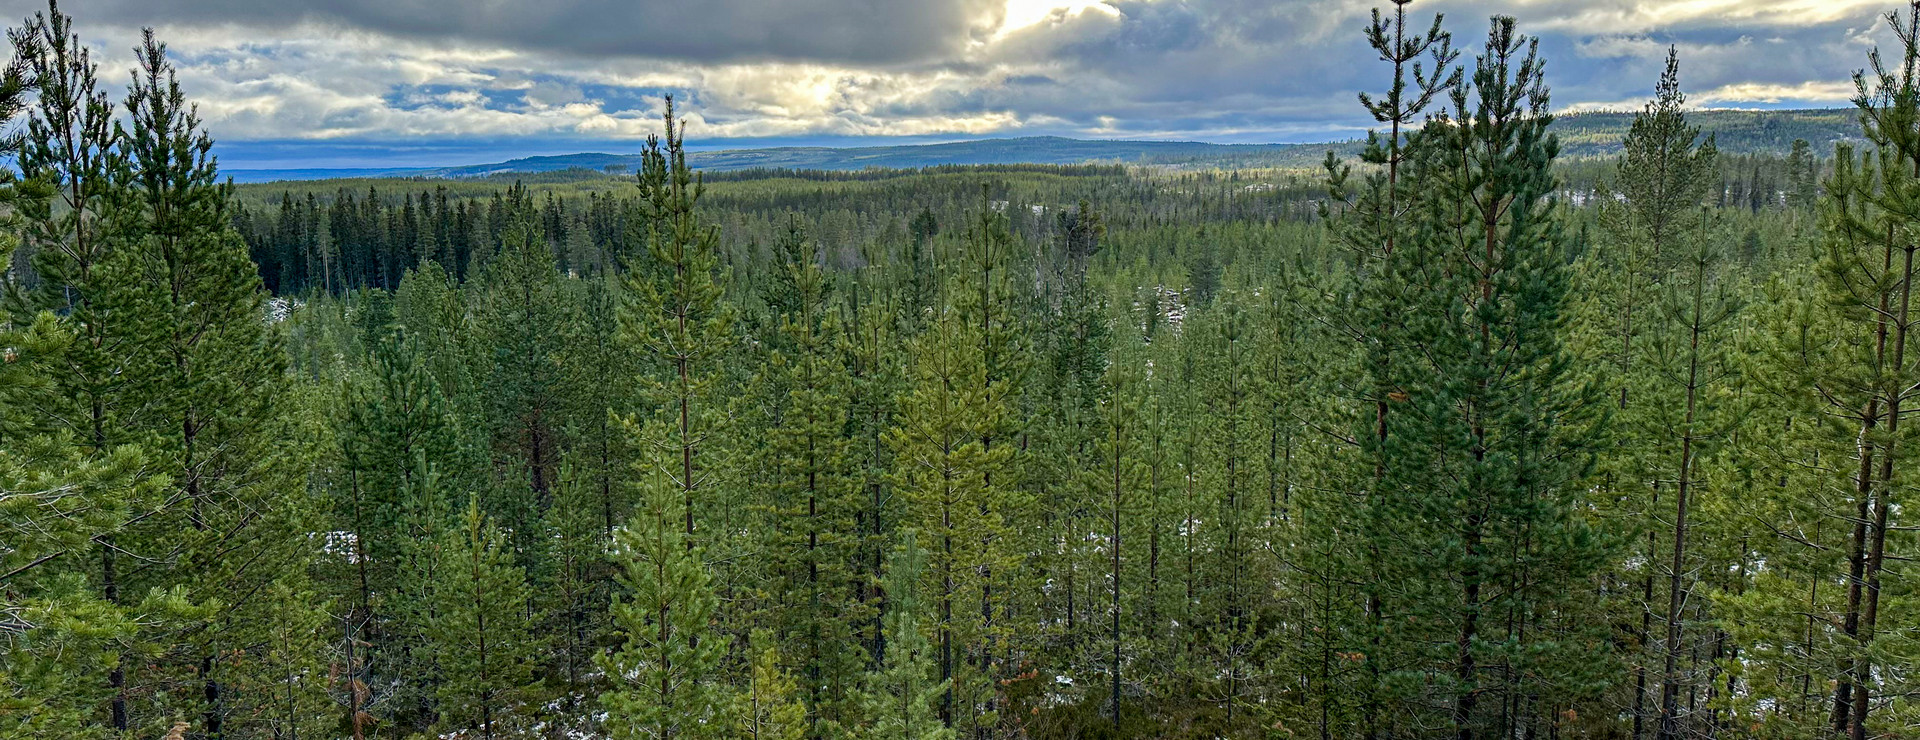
226 108 1862 184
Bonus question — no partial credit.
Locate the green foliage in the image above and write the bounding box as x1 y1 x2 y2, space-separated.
617 99 737 551
752 217 868 735
429 497 544 739
885 311 1019 733
10 4 1920 739
857 533 954 740
738 631 809 740
598 463 731 740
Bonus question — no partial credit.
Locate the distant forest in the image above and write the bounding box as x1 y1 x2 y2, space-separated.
223 107 1861 183
4 2 1916 740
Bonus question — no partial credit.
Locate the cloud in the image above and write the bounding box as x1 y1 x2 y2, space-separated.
1692 80 1859 106
1507 0 1892 35
26 0 1005 65
0 0 1893 167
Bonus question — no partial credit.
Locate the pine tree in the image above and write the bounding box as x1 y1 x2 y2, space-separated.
429 497 543 740
476 213 568 506
0 222 155 739
755 218 865 736
1190 297 1262 730
857 533 954 740
1645 227 1742 740
1385 17 1611 737
1084 337 1149 730
562 273 635 538
1563 48 1722 740
885 312 1015 731
1714 266 1863 737
1027 199 1108 690
1320 5 1459 732
239 576 334 740
618 98 735 549
118 32 313 737
598 463 731 740
945 192 1031 734
334 332 465 735
0 29 147 734
387 454 457 735
338 331 462 606
739 631 809 740
543 460 617 734
1770 13 1920 736
393 259 481 432
4 8 159 729
838 244 905 671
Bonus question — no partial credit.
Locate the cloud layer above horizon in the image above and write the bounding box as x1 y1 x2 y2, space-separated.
6 0 1899 168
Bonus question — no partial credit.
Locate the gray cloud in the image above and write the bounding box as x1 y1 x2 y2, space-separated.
0 0 1894 165
7 0 1002 65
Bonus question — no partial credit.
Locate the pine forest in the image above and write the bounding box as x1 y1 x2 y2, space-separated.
2 1 1918 738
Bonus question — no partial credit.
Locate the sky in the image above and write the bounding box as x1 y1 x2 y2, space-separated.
2 0 1897 169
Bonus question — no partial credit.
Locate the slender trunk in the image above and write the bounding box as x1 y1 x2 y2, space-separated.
871 400 887 666
1147 451 1162 640
1851 240 1913 740
1834 242 1894 734
941 470 955 726
679 351 694 543
600 418 615 539
1111 420 1125 731
474 540 492 740
1456 520 1483 740
346 614 365 740
678 243 696 545
1656 270 1709 740
1065 512 1076 640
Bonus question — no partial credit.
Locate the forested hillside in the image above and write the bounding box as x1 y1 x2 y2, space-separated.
225 108 1861 184
3 3 1916 740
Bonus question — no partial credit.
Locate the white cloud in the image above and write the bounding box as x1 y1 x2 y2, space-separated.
13 0 1891 164
1511 0 1892 35
1693 79 1858 105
